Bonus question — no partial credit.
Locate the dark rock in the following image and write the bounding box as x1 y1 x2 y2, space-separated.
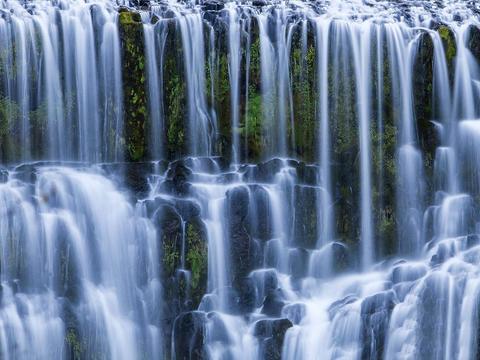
175 199 201 221
252 0 268 7
282 303 306 325
331 242 350 273
466 234 480 249
390 263 427 284
413 31 436 171
226 186 257 287
165 161 193 195
129 0 150 7
185 217 208 307
468 25 480 60
295 162 318 186
242 158 286 183
251 269 279 307
233 277 256 313
0 168 8 182
254 318 293 360
119 162 155 196
361 290 397 360
289 248 309 280
261 288 285 317
172 311 207 360
328 295 358 320
226 186 250 224
118 9 148 161
206 312 231 344
248 185 273 241
293 185 318 249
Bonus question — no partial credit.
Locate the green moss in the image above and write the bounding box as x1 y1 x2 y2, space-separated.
438 25 457 64
163 241 180 277
240 90 263 157
242 33 264 161
119 10 147 161
65 328 83 360
164 21 187 158
290 25 316 162
185 219 207 306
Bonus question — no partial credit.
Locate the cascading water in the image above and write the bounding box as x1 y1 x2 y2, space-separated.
1 0 480 359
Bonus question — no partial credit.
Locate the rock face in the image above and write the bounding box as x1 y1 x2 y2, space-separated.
360 290 397 360
226 186 258 289
254 318 293 360
173 311 207 360
1 2 477 359
118 9 148 161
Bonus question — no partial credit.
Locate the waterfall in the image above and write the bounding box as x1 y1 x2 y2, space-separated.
1 0 480 359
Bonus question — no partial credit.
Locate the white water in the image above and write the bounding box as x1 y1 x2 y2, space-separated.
0 0 480 359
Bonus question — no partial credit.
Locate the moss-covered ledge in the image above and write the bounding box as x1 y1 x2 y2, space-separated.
118 8 148 161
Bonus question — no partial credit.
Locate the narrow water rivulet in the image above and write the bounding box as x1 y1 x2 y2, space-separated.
1 0 480 359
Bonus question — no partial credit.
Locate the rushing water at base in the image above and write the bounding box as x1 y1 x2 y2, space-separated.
1 0 480 359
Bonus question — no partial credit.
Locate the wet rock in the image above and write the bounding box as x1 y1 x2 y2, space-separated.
282 303 306 325
248 185 274 241
252 0 268 7
201 0 224 12
174 199 201 221
390 263 427 284
0 167 8 182
163 17 188 159
361 290 397 360
232 277 256 314
413 31 436 171
153 203 189 339
118 9 148 161
468 25 480 60
331 242 351 273
172 311 207 360
143 196 171 217
328 295 358 320
185 217 208 307
129 0 149 7
429 242 453 267
417 273 451 358
242 158 286 183
294 162 318 186
226 186 258 287
198 294 218 312
251 269 279 307
466 234 480 249
254 318 293 360
101 162 155 196
437 24 457 72
206 312 231 344
183 156 227 173
293 185 318 249
261 288 285 317
226 186 250 224
164 161 192 195
11 163 37 184
289 247 309 280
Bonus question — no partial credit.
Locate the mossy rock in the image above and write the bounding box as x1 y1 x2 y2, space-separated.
437 24 457 79
185 217 208 307
164 19 188 159
290 21 316 162
468 25 480 60
118 9 147 161
65 328 84 360
413 31 435 204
